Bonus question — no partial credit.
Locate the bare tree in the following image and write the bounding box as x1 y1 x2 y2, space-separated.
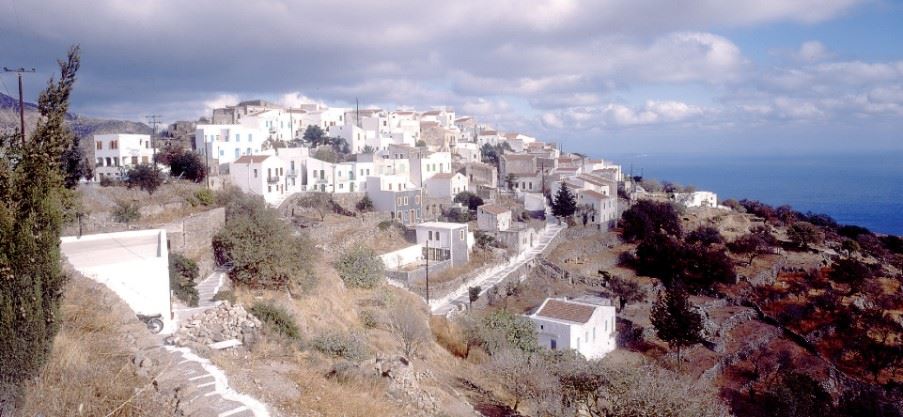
386 304 431 358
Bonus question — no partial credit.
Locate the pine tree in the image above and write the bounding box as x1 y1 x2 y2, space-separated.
0 46 80 410
552 182 577 218
650 285 704 365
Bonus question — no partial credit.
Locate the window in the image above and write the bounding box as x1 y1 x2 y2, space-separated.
253 169 258 178
403 196 408 205
234 148 239 159
219 149 224 157
459 230 465 240
268 185 272 192
96 141 102 150
428 231 433 240
550 339 557 350
131 156 138 165
267 168 272 177
235 134 240 142
248 133 253 142
246 147 251 155
110 140 118 149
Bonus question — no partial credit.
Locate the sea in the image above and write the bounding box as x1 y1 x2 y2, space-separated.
602 151 903 236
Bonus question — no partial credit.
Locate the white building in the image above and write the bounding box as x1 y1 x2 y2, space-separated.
454 142 482 163
305 158 374 193
415 222 474 266
425 172 469 199
194 124 268 166
229 155 299 206
61 229 174 333
674 191 718 208
92 134 156 181
477 204 512 232
529 297 617 360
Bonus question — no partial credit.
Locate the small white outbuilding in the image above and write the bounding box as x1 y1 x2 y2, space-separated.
529 297 617 360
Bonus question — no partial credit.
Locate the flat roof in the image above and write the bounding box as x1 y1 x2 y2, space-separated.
61 230 164 268
417 221 467 230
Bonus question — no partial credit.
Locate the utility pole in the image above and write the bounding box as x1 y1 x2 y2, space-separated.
3 67 36 145
425 239 430 304
146 114 162 170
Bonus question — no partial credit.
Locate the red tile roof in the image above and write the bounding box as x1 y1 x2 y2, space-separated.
234 155 271 164
536 299 596 323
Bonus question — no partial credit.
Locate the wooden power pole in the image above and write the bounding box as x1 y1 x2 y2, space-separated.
146 114 162 170
3 67 36 145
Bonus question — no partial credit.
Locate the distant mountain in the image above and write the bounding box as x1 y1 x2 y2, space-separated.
0 92 151 140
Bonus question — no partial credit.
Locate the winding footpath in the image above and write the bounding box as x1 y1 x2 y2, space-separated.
166 270 271 417
430 221 565 315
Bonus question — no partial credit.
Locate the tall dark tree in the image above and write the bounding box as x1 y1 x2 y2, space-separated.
59 136 92 188
728 233 773 266
167 148 207 183
552 183 577 218
0 46 80 411
619 200 682 242
302 125 327 147
650 285 704 364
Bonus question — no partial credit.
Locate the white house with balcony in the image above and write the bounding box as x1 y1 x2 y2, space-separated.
529 297 617 360
92 133 156 181
415 222 474 266
305 158 374 193
229 155 299 206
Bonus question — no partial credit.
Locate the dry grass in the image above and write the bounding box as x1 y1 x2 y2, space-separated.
19 272 168 417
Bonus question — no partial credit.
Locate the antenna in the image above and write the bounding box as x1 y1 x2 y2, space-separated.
3 66 36 145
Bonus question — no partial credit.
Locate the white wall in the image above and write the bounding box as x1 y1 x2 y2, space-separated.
380 244 423 270
61 230 172 332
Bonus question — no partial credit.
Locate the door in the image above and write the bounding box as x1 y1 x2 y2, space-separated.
550 339 557 350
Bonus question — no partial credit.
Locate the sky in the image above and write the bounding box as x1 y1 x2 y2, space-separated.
1 0 902 155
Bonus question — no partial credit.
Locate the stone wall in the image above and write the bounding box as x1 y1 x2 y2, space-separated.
162 207 225 278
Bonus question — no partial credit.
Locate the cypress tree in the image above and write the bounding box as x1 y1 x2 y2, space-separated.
650 284 704 365
0 46 80 410
552 182 577 218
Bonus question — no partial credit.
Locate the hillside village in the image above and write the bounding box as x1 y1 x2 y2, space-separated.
4 86 903 417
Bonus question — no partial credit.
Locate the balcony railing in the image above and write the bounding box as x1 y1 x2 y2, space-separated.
267 176 280 184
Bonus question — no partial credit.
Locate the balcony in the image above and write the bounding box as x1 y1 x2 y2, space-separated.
267 176 280 184
286 170 298 178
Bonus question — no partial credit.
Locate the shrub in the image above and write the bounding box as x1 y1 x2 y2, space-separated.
125 164 163 194
475 310 537 354
788 221 824 249
358 309 380 329
686 226 723 247
212 290 236 304
454 191 484 211
355 195 373 212
249 301 300 339
386 304 431 358
619 200 682 242
169 253 199 307
444 207 471 223
167 149 207 183
194 188 215 206
213 191 314 290
335 246 385 289
112 200 141 224
99 176 115 187
311 331 369 361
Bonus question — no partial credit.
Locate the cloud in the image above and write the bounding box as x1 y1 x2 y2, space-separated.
796 41 831 62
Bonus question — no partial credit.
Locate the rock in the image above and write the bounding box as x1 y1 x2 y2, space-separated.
169 303 261 350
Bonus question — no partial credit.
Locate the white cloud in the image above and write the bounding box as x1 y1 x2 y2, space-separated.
203 94 239 112
541 112 564 129
796 41 831 62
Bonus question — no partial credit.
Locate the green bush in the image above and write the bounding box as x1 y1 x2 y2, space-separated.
212 290 236 304
355 196 373 212
99 176 115 187
125 164 163 194
194 188 215 206
112 200 141 224
213 191 314 290
169 253 199 307
249 301 300 339
311 330 369 361
335 246 385 289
